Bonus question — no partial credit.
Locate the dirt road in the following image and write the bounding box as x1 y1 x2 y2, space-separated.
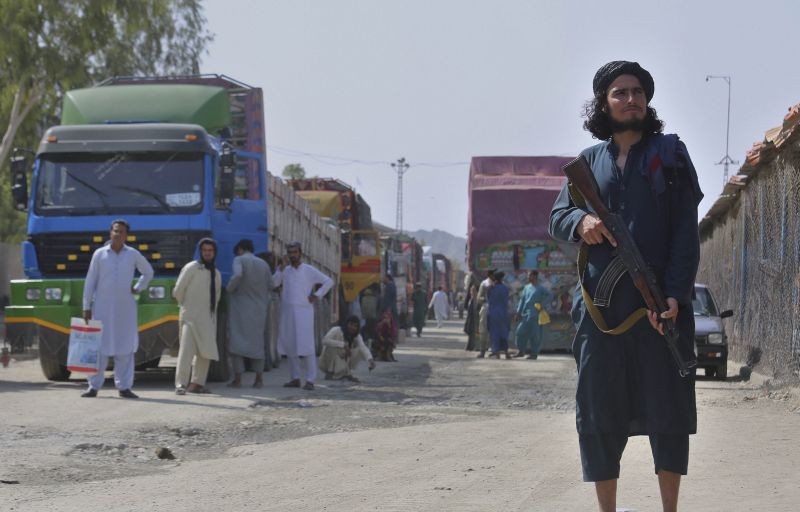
2 320 799 511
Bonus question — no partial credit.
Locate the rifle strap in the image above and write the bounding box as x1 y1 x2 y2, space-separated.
569 181 648 336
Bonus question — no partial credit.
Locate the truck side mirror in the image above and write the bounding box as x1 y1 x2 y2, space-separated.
720 309 733 319
217 144 236 208
10 154 29 211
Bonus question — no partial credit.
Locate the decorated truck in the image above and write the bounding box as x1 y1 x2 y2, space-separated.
466 156 577 351
5 74 339 381
381 233 426 327
289 178 381 314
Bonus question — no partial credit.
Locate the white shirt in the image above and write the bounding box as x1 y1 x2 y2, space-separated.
82 244 154 355
272 263 334 306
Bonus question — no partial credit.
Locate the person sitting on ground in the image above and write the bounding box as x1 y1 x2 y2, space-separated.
372 309 397 362
319 315 376 383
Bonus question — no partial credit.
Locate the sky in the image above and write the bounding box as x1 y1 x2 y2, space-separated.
202 0 800 238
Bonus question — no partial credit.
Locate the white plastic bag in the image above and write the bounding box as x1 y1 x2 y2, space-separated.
67 317 102 373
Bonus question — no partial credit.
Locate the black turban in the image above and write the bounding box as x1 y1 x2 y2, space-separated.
592 61 654 102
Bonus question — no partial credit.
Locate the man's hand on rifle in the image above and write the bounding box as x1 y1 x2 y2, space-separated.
647 297 678 335
577 214 617 247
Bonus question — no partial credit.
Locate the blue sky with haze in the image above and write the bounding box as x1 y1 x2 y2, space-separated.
202 0 800 237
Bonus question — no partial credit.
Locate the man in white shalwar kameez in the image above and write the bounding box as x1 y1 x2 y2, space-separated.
476 269 496 358
272 242 333 390
318 316 375 383
82 220 154 398
173 238 221 395
428 286 450 328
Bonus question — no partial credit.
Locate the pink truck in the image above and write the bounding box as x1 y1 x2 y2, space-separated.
467 156 578 351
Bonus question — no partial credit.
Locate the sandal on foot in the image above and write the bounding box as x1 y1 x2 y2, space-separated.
302 382 315 391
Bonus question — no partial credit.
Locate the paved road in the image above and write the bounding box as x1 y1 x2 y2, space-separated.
2 319 799 511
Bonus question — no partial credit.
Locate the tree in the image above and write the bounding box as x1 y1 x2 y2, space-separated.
282 163 306 180
0 0 214 241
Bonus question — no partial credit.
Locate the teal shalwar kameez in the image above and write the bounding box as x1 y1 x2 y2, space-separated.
515 283 552 356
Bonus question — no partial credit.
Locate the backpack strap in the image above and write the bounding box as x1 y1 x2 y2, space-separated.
568 171 648 336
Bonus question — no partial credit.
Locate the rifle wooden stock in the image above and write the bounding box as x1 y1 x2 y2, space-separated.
561 155 694 377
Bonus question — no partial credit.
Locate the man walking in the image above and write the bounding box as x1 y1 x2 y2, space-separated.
428 286 450 328
173 238 221 395
549 61 702 512
227 239 272 389
410 282 427 337
273 241 333 391
513 270 552 359
81 219 154 398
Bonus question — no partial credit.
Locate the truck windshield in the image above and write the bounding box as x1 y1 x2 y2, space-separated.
35 152 204 216
692 287 719 317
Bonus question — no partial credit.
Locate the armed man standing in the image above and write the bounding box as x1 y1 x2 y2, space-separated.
549 61 703 512
82 219 154 398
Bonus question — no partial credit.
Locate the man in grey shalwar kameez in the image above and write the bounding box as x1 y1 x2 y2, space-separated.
227 239 272 388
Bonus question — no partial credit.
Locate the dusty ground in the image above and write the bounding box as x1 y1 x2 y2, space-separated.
1 319 799 511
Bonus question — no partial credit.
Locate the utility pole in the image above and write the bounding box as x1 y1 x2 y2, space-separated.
391 157 410 234
706 75 738 186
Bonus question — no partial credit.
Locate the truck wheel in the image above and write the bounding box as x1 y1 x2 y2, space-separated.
716 364 727 381
207 309 230 382
39 345 71 381
704 367 716 378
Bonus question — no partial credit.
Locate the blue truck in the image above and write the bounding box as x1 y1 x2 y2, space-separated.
5 74 339 381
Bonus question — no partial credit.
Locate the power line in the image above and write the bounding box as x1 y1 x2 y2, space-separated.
266 145 468 168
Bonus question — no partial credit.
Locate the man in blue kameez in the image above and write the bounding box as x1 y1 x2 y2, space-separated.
549 61 703 512
486 271 511 359
513 270 552 359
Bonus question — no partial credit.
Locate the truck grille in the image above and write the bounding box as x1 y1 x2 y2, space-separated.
694 335 708 345
30 231 211 277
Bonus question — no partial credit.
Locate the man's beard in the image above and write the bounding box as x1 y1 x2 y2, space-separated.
609 116 646 134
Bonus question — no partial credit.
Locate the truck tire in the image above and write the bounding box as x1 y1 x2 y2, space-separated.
716 364 727 381
207 309 230 382
39 344 71 381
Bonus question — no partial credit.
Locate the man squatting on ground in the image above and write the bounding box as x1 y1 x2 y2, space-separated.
82 219 154 399
173 238 221 395
318 315 376 383
272 241 333 391
549 61 703 512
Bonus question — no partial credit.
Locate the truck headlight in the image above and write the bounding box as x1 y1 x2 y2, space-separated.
148 286 166 299
26 288 41 300
45 288 63 301
708 333 724 345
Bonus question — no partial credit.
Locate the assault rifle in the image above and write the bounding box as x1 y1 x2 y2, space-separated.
562 155 696 377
